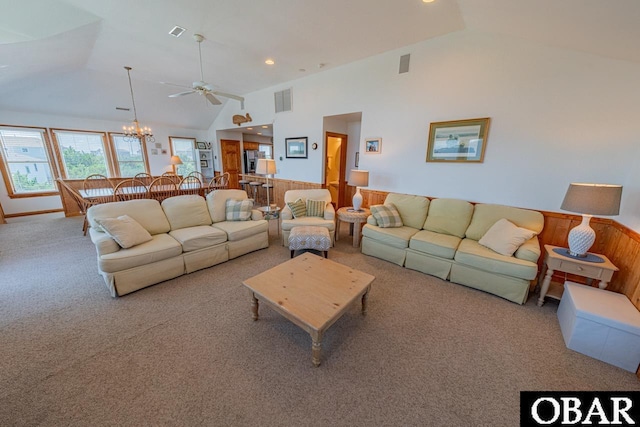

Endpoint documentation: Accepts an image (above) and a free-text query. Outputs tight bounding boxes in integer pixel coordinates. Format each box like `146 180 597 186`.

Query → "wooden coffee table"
243 253 375 367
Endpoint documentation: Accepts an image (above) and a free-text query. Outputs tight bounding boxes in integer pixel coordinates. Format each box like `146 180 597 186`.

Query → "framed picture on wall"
201 160 208 167
364 138 381 154
426 118 490 163
285 137 308 158
196 141 207 149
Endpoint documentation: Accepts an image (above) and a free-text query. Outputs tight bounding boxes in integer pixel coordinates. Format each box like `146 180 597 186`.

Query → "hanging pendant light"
122 66 154 143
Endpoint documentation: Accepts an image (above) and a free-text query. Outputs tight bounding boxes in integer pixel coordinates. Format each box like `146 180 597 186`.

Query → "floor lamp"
256 158 276 209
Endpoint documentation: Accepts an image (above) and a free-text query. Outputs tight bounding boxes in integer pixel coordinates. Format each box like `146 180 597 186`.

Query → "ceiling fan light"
265 59 275 65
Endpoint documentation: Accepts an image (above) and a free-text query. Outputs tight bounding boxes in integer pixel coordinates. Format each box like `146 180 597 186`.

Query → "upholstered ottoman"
558 281 640 372
288 226 330 258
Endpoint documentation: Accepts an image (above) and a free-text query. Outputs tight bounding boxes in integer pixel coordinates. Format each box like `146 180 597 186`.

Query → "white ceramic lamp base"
352 187 363 212
567 214 596 257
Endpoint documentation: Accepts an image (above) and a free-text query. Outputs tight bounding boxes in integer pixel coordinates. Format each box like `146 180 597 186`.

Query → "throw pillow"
306 199 326 218
287 198 307 219
225 199 253 221
370 204 403 228
478 218 537 256
95 215 153 249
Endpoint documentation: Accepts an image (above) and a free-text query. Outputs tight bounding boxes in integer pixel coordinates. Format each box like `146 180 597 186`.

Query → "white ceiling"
1 0 639 130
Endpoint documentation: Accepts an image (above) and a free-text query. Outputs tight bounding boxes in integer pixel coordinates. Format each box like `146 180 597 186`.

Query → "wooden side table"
537 244 619 307
336 207 370 247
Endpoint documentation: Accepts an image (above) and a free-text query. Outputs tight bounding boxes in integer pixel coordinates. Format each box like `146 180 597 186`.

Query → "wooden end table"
336 207 371 247
243 253 375 367
537 244 619 307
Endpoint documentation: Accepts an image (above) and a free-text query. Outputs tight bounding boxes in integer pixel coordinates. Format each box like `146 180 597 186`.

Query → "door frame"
324 132 348 208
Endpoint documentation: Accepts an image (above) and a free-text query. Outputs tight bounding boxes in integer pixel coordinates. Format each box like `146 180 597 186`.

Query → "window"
0 127 57 196
169 137 197 176
51 130 111 179
110 134 149 177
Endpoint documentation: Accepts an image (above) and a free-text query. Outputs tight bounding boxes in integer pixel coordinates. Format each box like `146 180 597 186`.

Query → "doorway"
220 139 241 189
325 132 348 208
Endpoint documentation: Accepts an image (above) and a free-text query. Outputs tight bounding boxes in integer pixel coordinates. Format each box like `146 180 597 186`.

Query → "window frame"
107 132 150 177
50 128 115 179
0 125 59 198
168 136 197 176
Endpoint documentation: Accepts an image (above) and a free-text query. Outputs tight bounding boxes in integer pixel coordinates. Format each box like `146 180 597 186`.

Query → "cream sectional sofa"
361 193 544 304
87 190 268 297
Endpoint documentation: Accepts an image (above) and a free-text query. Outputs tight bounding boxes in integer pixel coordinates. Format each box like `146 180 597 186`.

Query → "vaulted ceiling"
1 0 639 130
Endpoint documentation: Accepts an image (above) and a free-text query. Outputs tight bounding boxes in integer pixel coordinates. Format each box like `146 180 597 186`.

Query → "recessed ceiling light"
169 26 186 37
265 59 275 65
247 127 253 130
261 125 268 128
422 0 435 3
257 132 262 135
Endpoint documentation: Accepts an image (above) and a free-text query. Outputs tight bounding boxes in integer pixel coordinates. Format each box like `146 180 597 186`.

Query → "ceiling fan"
162 34 245 109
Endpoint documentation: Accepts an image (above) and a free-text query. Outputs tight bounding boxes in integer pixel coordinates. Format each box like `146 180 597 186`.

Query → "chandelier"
122 66 154 143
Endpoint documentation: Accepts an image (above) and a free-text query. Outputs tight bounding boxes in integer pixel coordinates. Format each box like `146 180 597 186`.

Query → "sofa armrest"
514 236 541 263
367 215 378 226
324 203 335 221
281 205 293 220
89 228 120 256
251 209 262 221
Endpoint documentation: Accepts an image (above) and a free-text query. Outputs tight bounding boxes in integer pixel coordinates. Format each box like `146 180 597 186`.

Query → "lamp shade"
561 183 622 216
349 170 369 187
256 158 276 175
169 155 183 165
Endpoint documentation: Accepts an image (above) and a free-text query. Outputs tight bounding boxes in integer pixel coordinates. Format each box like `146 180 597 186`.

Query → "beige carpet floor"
1 217 638 426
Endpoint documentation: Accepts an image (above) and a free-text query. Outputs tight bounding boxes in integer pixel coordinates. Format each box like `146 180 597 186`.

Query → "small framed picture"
155 143 162 149
355 152 359 167
151 149 158 155
196 141 207 150
285 137 308 158
161 149 168 155
201 160 208 167
365 138 381 154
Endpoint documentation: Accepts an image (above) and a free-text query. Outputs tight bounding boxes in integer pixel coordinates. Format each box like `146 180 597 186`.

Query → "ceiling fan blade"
212 91 244 102
169 90 196 98
160 81 193 89
204 92 222 105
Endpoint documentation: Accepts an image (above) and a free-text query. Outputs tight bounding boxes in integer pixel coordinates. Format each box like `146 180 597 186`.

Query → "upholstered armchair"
281 189 336 246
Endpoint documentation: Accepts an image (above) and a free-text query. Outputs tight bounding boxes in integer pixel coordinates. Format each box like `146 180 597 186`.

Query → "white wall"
210 29 640 232
0 110 207 215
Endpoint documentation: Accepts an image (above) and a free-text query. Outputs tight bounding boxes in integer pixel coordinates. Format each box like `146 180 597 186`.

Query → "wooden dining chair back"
149 177 178 202
179 175 202 196
57 179 92 235
161 172 180 184
113 179 148 202
207 172 230 193
83 174 114 204
133 172 153 186
187 170 207 183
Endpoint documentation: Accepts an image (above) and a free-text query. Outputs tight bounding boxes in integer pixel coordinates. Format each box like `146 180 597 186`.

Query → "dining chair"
133 172 153 186
179 175 202 196
149 176 178 202
187 171 207 183
57 179 92 236
113 179 148 201
83 174 114 205
161 172 180 184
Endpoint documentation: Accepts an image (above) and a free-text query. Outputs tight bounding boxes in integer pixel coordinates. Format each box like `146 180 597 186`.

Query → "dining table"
79 183 205 203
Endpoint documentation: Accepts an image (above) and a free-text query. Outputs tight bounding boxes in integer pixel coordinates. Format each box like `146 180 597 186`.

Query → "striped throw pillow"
225 199 253 221
287 198 307 218
370 203 403 228
306 199 325 218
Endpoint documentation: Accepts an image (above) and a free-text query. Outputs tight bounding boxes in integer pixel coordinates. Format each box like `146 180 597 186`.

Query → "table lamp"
560 182 622 257
349 170 369 212
256 158 276 209
170 155 183 174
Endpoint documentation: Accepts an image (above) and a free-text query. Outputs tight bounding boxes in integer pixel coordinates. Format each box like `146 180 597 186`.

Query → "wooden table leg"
335 218 341 241
362 287 369 315
251 293 259 320
353 222 362 247
311 331 323 367
537 267 554 307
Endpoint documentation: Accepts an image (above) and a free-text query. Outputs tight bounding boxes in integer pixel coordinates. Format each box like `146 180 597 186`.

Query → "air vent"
169 26 186 37
115 107 130 111
274 88 292 113
399 54 410 74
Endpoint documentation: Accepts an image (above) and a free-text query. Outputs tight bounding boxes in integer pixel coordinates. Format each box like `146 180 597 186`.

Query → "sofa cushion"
454 239 538 280
225 199 253 221
514 236 542 263
206 189 250 223
479 218 537 256
212 220 268 241
162 195 212 230
169 226 227 252
409 229 461 260
362 224 419 249
384 193 430 230
465 203 544 241
88 199 170 235
306 199 326 218
99 234 183 273
281 217 335 231
370 204 403 228
423 198 474 238
94 215 153 249
287 198 307 218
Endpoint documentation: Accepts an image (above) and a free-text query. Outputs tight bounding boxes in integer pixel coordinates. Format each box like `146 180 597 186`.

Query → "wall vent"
399 54 410 74
169 26 186 38
274 88 292 113
115 107 130 111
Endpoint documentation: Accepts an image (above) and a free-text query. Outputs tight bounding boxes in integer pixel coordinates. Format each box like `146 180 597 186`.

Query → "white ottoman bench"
558 281 640 372
288 226 330 258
